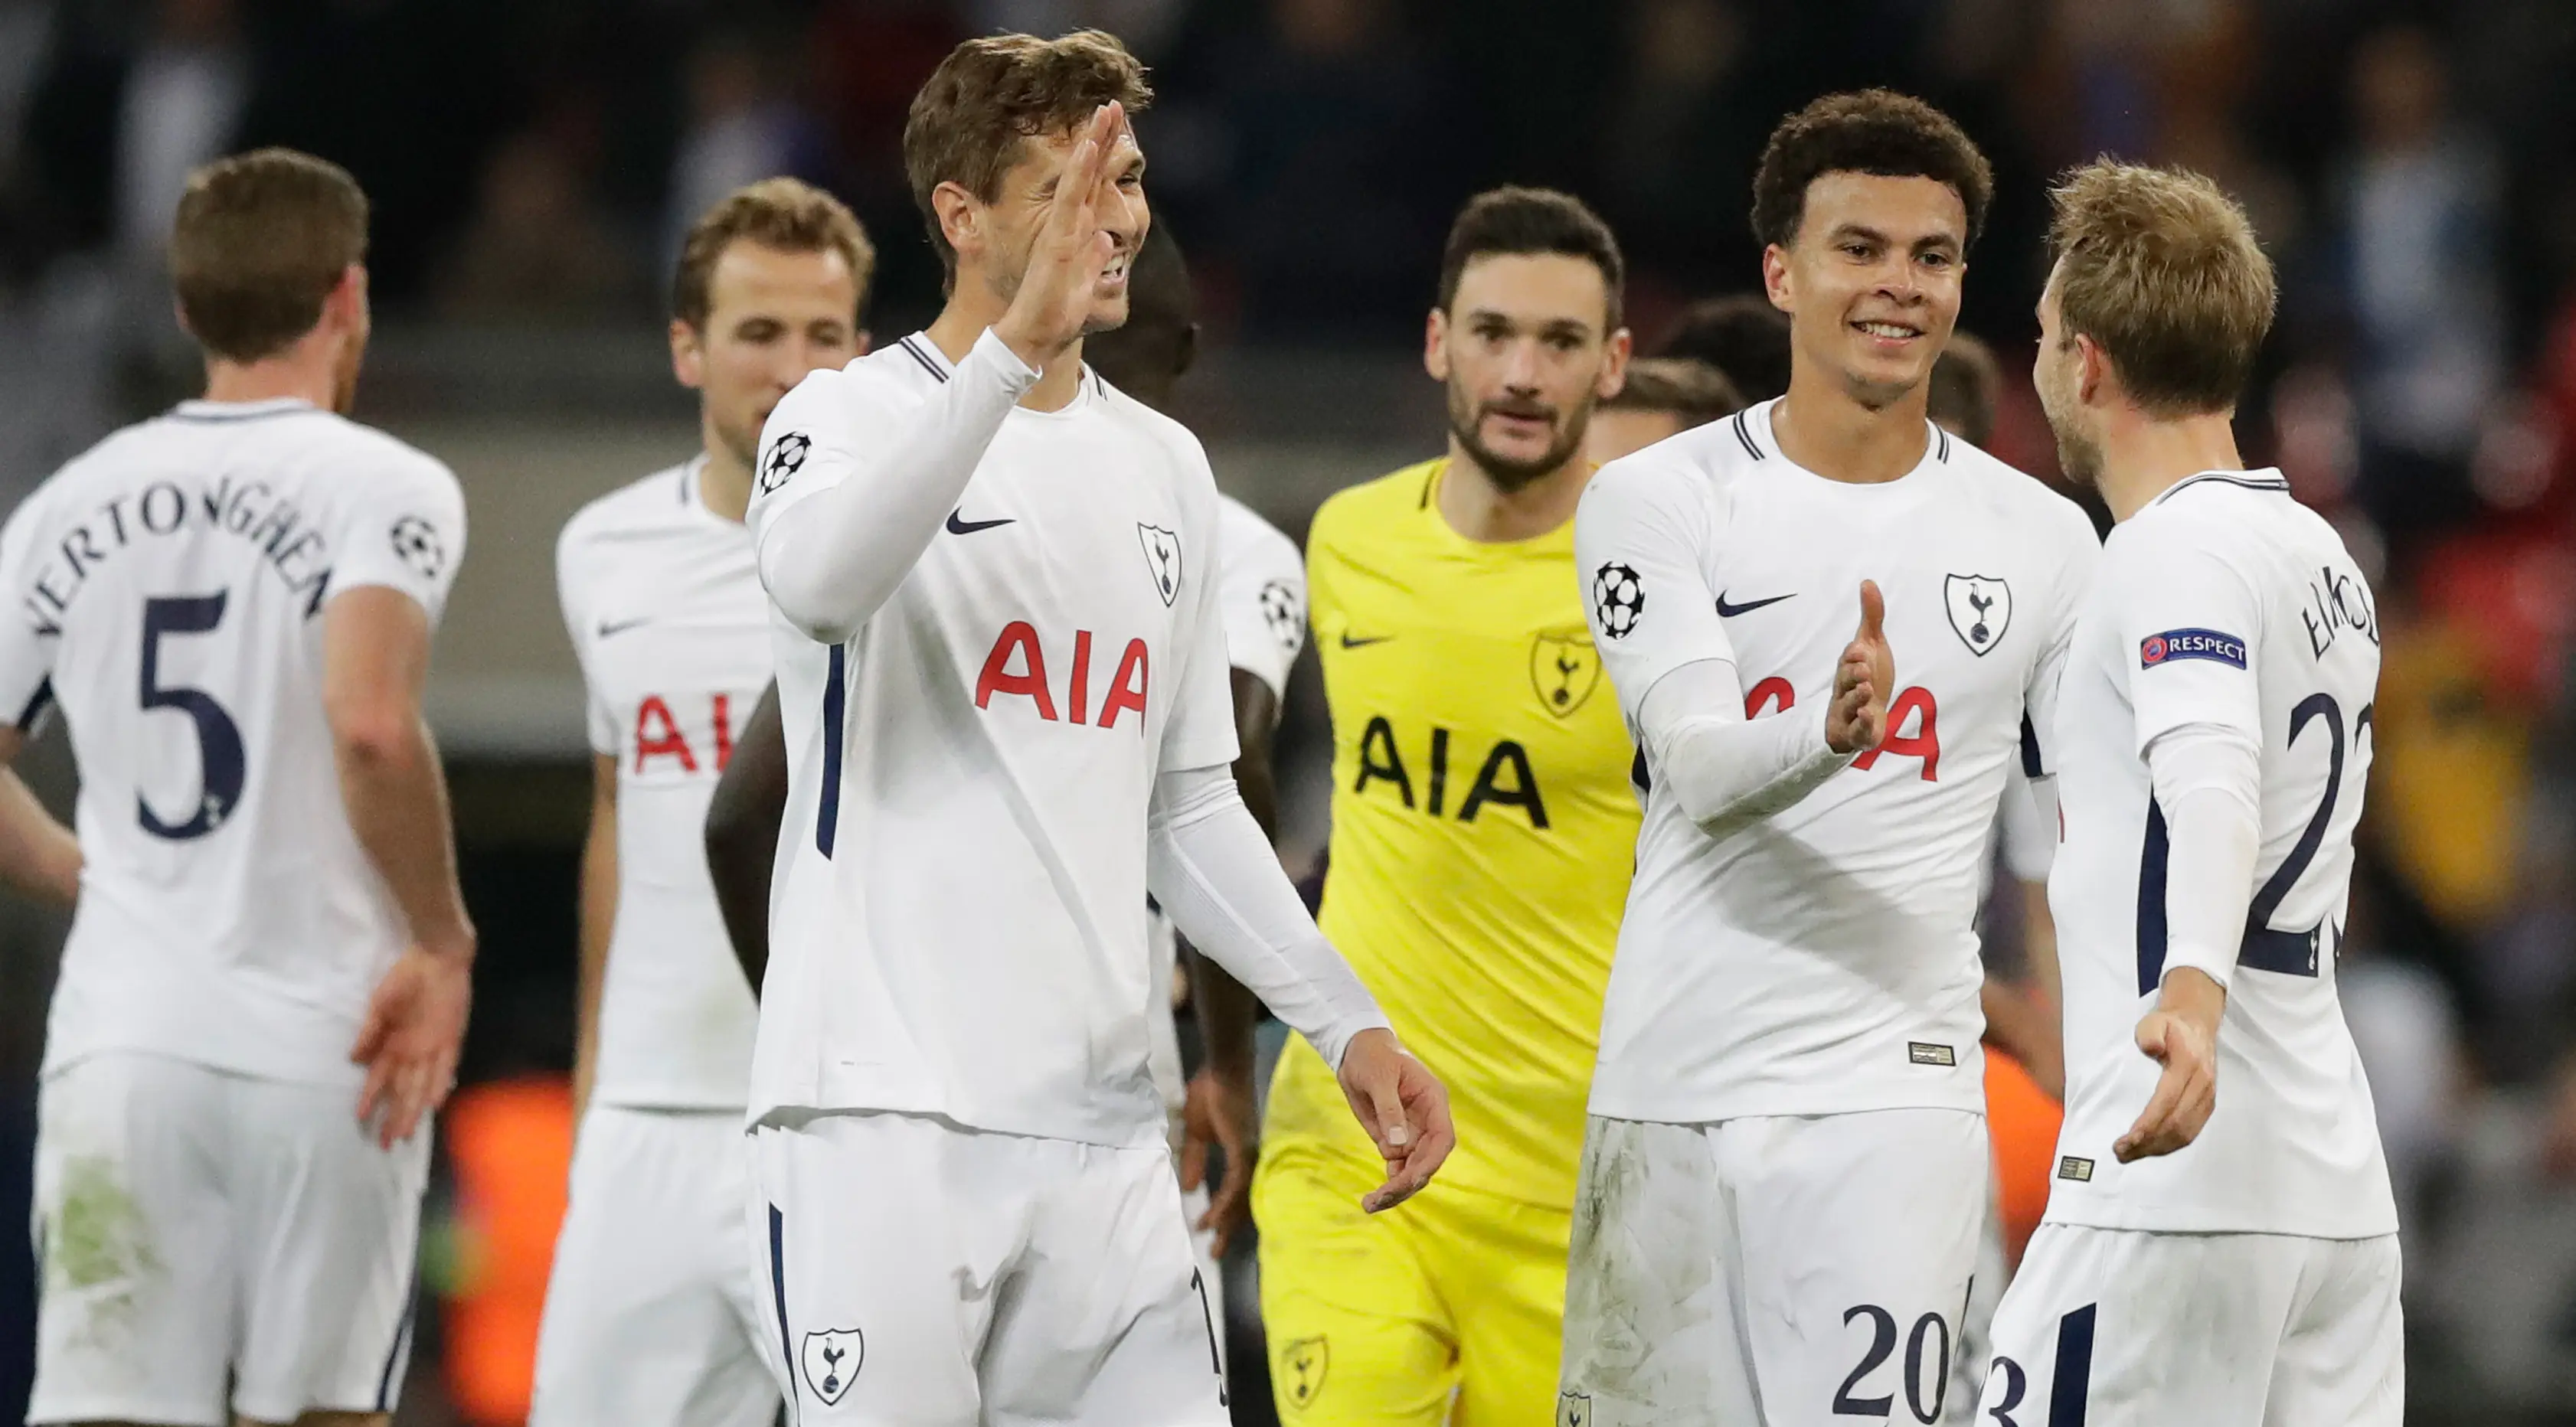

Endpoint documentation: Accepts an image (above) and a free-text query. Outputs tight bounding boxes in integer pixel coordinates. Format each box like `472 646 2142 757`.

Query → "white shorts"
751 1111 1229 1427
29 1051 428 1426
531 1106 777 1427
1561 1109 1989 1427
1946 1190 2011 1425
1979 1223 2403 1425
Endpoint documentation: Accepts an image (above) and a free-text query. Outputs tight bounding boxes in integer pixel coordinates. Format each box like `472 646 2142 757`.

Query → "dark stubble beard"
1447 379 1594 494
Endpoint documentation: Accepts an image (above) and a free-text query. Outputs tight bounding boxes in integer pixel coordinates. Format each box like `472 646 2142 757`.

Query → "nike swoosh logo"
1339 632 1393 649
1715 591 1796 617
596 617 652 638
945 510 1015 535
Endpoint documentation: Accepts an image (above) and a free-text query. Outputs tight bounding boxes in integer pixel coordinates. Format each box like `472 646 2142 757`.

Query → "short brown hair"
672 178 876 330
2047 161 2276 416
1436 186 1626 331
1604 358 1744 428
1927 331 2000 446
904 30 1153 289
170 149 368 363
1752 90 1994 250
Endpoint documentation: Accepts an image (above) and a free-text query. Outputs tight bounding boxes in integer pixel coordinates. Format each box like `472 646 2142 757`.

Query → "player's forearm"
572 780 615 1114
759 331 1037 643
704 683 788 998
2146 724 2265 993
1147 764 1389 1070
1185 945 1261 1087
334 717 474 961
0 766 77 906
1641 660 1854 838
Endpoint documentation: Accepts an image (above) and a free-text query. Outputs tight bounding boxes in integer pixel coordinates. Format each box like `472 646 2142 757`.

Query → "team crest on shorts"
1530 630 1603 717
1138 523 1183 607
800 1328 863 1406
1943 574 2012 656
1558 1391 1594 1427
1280 1335 1329 1410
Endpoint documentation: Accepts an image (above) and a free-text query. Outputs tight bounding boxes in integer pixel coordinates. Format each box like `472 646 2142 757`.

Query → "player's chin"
1080 289 1132 335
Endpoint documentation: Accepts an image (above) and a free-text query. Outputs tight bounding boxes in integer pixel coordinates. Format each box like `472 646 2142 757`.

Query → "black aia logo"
760 431 812 495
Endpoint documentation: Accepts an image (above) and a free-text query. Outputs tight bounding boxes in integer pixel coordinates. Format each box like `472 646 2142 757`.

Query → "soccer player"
531 178 871 1427
1978 161 2401 1423
1561 92 2101 1425
698 218 1303 1285
1257 186 1639 1427
740 34 1448 1424
1585 356 1744 465
0 149 472 1425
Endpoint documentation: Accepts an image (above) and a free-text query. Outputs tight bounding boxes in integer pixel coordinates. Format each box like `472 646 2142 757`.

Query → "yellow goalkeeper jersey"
1265 459 1639 1210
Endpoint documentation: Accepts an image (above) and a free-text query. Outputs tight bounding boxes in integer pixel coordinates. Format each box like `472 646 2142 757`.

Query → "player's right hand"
1826 579 1894 755
351 937 475 1149
992 100 1129 370
1336 1027 1454 1213
2117 968 2224 1161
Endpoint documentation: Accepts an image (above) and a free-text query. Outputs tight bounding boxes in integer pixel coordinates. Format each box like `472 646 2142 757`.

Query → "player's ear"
2074 333 2107 408
1761 244 1794 312
670 318 707 390
1597 327 1634 401
1424 308 1450 382
932 181 982 268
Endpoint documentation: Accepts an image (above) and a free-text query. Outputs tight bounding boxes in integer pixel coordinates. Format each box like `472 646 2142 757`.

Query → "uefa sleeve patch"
2140 628 2246 670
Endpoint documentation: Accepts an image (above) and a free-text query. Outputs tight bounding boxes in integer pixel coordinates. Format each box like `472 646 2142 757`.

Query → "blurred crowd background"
0 0 2574 1423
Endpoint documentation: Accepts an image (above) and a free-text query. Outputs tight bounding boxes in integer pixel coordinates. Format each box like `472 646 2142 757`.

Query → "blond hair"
2047 161 2276 416
672 178 874 330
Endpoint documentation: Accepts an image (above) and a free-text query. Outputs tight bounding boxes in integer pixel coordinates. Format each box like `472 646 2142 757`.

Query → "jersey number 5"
138 593 247 841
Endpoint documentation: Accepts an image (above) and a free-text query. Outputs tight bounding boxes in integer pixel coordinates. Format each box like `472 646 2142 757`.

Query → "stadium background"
0 0 2571 1422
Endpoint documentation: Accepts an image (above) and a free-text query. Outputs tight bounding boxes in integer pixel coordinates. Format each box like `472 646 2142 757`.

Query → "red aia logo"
634 692 738 773
975 621 1151 730
1744 676 1941 780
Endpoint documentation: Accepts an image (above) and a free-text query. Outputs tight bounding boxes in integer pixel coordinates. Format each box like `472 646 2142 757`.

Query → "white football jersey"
2045 469 2397 1238
1577 401 2099 1124
1145 494 1306 1133
745 334 1241 1148
0 397 466 1086
555 458 770 1111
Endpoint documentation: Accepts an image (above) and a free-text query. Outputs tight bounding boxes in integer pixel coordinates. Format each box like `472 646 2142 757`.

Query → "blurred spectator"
2336 24 2506 542
113 0 243 269
2341 877 2466 1233
1599 0 1747 275
967 0 1192 60
663 34 828 280
1653 292 1791 402
436 118 646 324
1214 0 1461 338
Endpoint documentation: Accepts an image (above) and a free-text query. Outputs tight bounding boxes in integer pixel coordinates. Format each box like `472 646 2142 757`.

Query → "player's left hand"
1336 1028 1453 1212
2116 968 2224 1161
1826 580 1894 755
351 941 475 1149
1181 1064 1258 1256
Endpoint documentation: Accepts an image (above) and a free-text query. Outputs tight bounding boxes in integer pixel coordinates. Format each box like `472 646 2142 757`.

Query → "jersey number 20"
138 593 246 840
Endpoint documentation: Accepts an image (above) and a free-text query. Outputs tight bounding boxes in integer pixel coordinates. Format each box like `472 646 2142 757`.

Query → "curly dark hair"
1751 90 1994 250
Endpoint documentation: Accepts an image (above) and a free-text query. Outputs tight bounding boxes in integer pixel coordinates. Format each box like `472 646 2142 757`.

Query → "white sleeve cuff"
1145 763 1390 1069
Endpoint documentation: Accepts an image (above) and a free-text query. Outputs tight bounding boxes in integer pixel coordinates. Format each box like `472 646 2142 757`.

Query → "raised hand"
1335 1027 1455 1213
993 101 1129 370
350 942 473 1149
1826 580 1894 755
